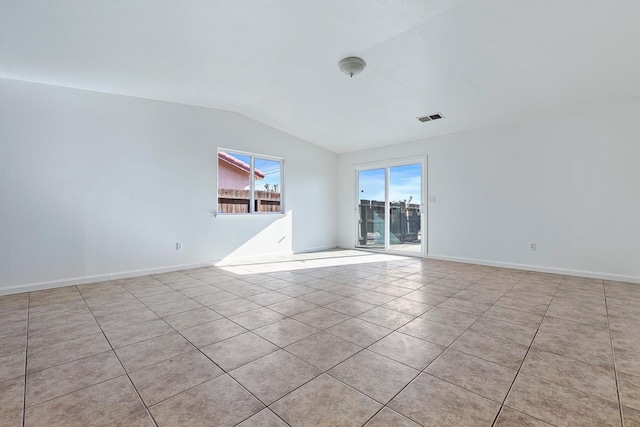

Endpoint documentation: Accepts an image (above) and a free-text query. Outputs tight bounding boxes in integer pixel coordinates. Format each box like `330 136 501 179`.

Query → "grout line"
488 274 562 427
604 284 626 427
21 291 30 427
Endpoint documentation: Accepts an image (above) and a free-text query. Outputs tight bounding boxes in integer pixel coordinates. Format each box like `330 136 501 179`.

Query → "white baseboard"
293 244 340 254
0 261 214 296
425 254 640 284
339 244 640 284
0 244 343 296
4 246 637 296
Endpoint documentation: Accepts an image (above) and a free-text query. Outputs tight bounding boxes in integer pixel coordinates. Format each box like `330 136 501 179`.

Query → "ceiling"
1 1 639 153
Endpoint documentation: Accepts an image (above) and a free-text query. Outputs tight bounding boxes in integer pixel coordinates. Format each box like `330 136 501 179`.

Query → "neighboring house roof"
218 152 265 179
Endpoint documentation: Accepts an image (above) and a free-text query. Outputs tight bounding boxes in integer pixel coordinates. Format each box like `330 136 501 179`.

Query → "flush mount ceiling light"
339 57 366 78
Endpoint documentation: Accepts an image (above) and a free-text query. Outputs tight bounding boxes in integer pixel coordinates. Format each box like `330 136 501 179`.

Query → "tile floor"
1 249 639 426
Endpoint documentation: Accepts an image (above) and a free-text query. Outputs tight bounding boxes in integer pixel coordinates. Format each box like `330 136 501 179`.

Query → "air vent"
418 113 444 122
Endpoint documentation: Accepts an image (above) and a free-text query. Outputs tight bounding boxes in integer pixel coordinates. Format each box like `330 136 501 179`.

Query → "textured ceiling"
1 0 639 153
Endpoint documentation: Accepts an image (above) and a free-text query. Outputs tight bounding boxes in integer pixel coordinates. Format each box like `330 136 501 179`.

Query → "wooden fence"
358 199 421 245
218 189 281 213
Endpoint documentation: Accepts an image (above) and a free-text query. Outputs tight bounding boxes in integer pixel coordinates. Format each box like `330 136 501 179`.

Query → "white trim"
426 254 640 284
216 148 284 215
0 261 214 296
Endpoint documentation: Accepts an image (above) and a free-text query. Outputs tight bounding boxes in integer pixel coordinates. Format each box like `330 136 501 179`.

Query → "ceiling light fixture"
339 57 366 78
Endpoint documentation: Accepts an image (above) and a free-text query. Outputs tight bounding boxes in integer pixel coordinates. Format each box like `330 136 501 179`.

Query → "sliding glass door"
356 160 424 255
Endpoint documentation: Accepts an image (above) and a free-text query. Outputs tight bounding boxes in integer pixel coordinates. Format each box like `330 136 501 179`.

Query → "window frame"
216 148 285 216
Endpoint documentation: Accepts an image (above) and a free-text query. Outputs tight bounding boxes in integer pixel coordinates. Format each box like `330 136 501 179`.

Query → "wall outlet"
176 242 183 251
428 196 436 204
529 242 536 251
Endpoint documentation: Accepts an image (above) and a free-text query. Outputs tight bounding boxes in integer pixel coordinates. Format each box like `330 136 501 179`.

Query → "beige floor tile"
619 372 640 411
229 285 269 298
381 298 432 316
0 376 24 420
236 408 288 426
253 318 318 347
364 407 420 426
88 299 146 318
505 373 621 427
0 351 25 382
24 376 142 427
162 307 222 330
389 373 500 426
469 316 537 346
326 318 392 347
494 406 554 426
538 316 611 345
325 284 365 297
520 348 617 402
229 307 287 330
420 306 480 328
277 285 315 297
451 330 528 369
103 318 173 348
495 295 549 314
176 284 220 298
403 290 449 305
0 410 23 427
200 332 278 371
0 319 27 340
285 332 362 371
437 297 492 316
211 298 262 317
28 300 88 318
425 349 517 402
28 316 101 349
397 318 465 346
293 307 351 329
299 290 344 305
609 314 640 335
147 298 203 317
271 374 381 427
623 406 640 427
371 284 412 297
0 334 26 358
324 298 376 316
357 307 415 330
615 347 640 377
246 291 292 306
138 290 186 305
328 350 419 404
105 410 155 427
531 329 613 367
180 318 247 347
267 298 317 316
612 330 640 353
368 331 445 370
115 332 195 372
129 350 223 406
26 350 124 407
192 290 241 306
351 291 397 305
482 305 544 327
0 308 28 324
230 350 320 405
27 332 111 373
94 307 159 331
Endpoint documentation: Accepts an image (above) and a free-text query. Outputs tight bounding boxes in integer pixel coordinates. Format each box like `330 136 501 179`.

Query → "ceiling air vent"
418 113 444 122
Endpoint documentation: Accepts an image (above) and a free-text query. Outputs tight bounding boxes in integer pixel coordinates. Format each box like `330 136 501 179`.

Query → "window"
217 149 283 214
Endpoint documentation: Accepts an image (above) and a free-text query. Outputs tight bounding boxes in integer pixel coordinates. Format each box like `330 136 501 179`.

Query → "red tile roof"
218 152 265 178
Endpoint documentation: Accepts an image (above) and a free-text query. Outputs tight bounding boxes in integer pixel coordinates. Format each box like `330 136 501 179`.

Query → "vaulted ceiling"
2 1 639 153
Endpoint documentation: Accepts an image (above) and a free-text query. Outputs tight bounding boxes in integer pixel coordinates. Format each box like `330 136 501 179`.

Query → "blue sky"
359 164 421 204
230 153 281 189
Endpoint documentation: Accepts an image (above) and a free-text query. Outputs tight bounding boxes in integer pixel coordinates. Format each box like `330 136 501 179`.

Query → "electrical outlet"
428 196 436 204
176 242 183 251
529 242 536 251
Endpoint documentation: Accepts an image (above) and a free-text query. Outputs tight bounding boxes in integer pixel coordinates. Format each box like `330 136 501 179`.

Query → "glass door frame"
354 156 427 257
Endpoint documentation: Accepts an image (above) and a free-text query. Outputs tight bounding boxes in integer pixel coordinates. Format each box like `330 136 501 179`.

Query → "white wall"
0 78 338 294
337 98 640 282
